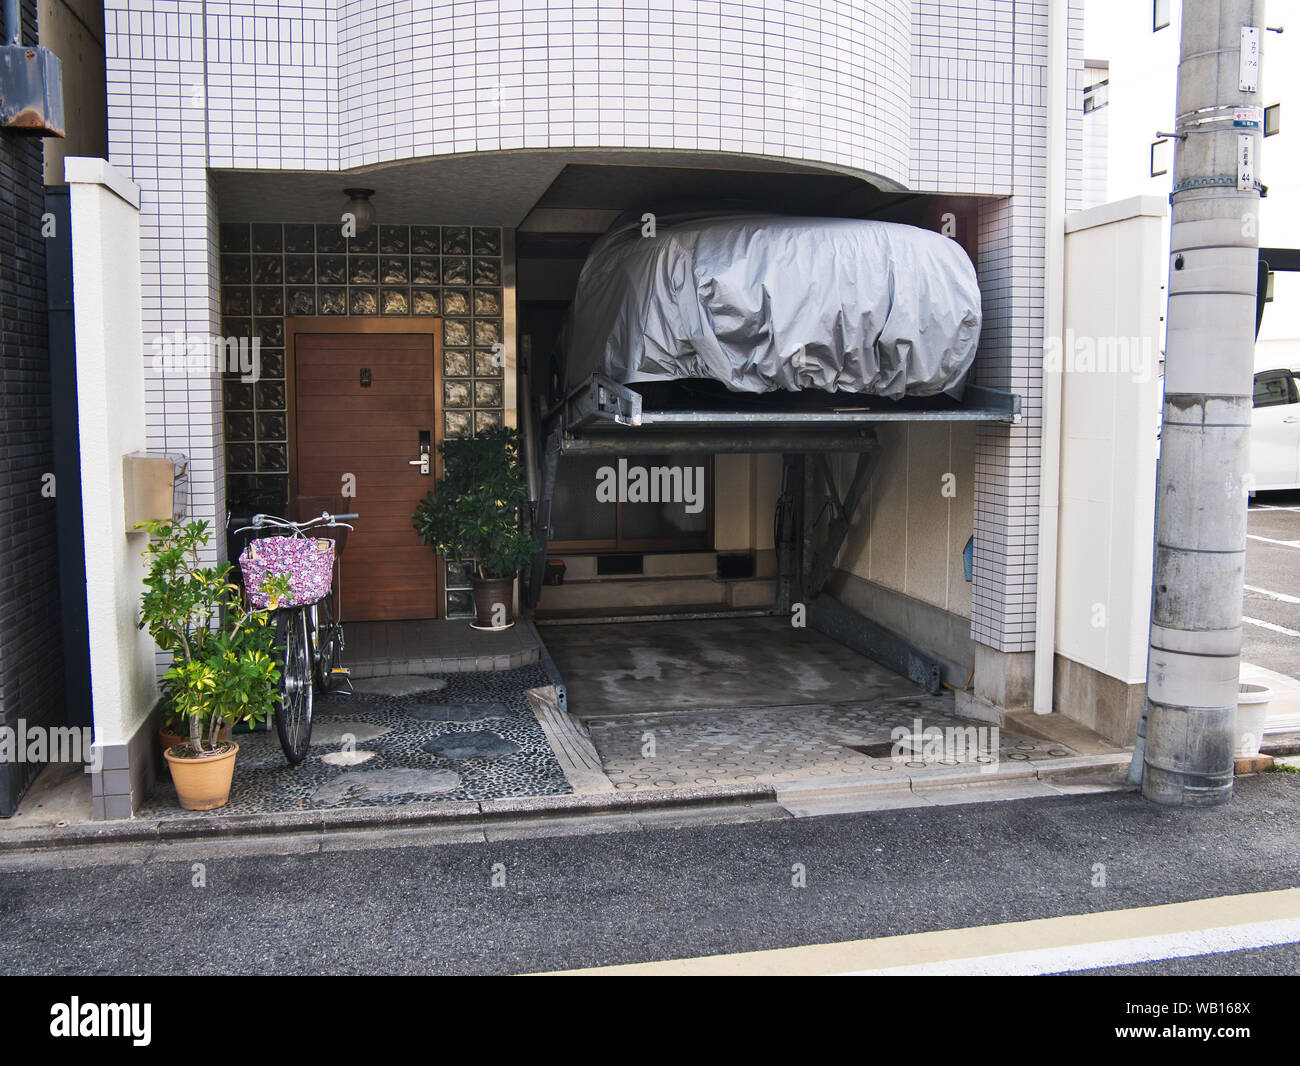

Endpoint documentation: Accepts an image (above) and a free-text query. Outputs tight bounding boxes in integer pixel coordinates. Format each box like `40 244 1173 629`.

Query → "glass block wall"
218 221 506 620
217 220 505 519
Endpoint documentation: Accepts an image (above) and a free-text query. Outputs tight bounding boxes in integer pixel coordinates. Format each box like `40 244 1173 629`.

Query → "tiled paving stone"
349 675 449 698
406 702 509 723
309 768 461 806
320 750 377 767
141 665 571 818
586 694 1078 791
421 731 519 760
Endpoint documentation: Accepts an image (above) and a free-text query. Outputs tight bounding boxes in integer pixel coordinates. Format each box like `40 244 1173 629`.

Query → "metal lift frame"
526 372 1022 695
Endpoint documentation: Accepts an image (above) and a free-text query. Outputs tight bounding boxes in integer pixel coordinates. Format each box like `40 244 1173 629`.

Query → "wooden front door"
291 326 441 620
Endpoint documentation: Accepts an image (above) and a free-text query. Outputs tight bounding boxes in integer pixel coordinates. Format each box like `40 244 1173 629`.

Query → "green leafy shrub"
411 427 541 579
137 519 289 756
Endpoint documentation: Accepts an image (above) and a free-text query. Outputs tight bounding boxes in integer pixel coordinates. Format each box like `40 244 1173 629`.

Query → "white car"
1251 364 1300 491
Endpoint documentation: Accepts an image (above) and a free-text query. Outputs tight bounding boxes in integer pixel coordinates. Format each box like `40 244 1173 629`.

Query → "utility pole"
1141 0 1266 805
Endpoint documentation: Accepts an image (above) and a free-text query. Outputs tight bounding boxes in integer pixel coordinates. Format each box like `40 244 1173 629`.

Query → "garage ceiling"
211 148 888 228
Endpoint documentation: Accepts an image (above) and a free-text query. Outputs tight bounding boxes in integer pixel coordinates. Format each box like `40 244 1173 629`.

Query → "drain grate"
845 742 897 758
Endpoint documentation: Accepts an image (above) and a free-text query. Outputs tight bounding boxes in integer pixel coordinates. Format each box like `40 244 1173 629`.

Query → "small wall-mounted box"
0 45 65 137
123 452 188 531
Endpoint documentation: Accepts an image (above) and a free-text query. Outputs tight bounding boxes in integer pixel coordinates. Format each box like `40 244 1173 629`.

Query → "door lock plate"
409 429 432 474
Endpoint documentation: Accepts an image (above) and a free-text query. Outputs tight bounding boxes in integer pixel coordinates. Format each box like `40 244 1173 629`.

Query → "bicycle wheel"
313 593 342 693
273 607 313 765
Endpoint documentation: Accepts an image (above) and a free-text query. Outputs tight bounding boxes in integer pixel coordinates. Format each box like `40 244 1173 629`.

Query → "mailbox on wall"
122 452 188 531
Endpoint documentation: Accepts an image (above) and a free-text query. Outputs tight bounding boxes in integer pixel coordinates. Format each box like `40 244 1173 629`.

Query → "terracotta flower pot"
159 727 186 750
471 576 515 628
164 741 239 810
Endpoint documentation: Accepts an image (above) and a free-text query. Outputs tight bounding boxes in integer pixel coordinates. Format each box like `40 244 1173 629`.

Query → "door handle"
409 430 431 475
1284 416 1299 423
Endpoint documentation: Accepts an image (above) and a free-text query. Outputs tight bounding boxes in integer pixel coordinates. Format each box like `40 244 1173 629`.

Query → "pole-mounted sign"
1238 133 1256 189
1240 26 1260 91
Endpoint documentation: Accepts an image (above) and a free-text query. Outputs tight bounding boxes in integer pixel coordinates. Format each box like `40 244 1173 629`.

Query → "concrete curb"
0 753 1136 855
1262 735 1300 757
774 752 1132 801
0 781 776 854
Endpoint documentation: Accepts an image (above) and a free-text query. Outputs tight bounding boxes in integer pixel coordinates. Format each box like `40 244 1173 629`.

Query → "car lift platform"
524 373 1023 696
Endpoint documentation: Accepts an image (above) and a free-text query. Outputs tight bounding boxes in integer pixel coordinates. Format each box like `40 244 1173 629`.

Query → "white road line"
536 888 1300 976
1243 616 1300 639
1244 584 1300 605
1246 534 1300 548
847 918 1300 975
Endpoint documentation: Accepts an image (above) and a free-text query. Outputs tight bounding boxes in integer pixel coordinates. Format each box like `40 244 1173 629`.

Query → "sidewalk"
0 668 1135 851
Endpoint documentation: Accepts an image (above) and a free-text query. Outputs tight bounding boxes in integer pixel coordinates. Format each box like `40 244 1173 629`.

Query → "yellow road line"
531 887 1300 975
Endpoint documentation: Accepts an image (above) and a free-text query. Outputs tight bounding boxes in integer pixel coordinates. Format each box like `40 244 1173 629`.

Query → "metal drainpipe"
4 0 21 46
1033 0 1068 715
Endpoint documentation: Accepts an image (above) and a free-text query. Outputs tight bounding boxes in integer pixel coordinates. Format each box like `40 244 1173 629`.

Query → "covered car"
563 212 982 401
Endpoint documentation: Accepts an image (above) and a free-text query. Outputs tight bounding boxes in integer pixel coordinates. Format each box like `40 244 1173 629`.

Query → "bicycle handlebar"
229 511 358 535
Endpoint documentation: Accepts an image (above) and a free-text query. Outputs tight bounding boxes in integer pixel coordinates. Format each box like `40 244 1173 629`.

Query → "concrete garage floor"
538 615 1120 807
540 615 924 718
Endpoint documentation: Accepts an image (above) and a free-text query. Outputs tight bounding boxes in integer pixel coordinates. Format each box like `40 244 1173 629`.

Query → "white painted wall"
1055 196 1166 684
67 158 158 748
833 422 977 620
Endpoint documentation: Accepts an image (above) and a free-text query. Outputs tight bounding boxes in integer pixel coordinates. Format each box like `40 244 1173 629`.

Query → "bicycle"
231 511 357 766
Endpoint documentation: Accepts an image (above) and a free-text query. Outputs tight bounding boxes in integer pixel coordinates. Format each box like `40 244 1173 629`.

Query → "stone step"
536 575 775 614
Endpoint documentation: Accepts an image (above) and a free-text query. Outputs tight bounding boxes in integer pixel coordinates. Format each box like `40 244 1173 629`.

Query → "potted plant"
1235 682 1275 758
156 677 233 751
411 427 541 629
157 682 188 750
138 519 288 809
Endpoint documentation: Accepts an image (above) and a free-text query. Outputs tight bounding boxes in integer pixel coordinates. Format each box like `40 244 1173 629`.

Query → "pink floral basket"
238 536 335 609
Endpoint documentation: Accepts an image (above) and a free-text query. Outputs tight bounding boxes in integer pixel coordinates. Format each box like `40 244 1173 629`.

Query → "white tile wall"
105 0 1081 651
909 0 1084 652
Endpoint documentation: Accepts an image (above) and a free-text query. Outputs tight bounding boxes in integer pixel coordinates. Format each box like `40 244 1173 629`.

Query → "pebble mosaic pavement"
586 693 1079 790
143 665 572 818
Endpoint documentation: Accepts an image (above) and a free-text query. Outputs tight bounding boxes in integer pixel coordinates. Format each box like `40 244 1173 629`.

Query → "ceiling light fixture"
342 187 376 234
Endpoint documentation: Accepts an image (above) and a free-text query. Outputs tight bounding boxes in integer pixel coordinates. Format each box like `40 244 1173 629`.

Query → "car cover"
564 213 982 400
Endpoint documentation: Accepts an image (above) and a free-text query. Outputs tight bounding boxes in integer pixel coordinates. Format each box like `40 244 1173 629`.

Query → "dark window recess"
716 553 755 579
548 452 713 552
597 554 645 576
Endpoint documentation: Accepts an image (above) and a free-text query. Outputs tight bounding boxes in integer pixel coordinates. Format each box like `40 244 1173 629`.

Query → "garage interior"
513 161 1016 729
213 153 1020 739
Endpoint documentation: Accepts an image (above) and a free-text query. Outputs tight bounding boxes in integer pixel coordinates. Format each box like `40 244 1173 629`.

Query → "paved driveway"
540 615 923 719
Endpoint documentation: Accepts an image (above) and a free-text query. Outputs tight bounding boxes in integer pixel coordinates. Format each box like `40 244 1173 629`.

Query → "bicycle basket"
238 536 335 608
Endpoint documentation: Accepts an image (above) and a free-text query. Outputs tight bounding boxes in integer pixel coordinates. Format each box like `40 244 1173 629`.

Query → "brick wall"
0 0 66 815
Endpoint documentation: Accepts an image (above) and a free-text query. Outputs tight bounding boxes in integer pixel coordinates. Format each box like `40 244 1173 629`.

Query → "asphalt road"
1245 489 1300 678
1 773 1297 976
